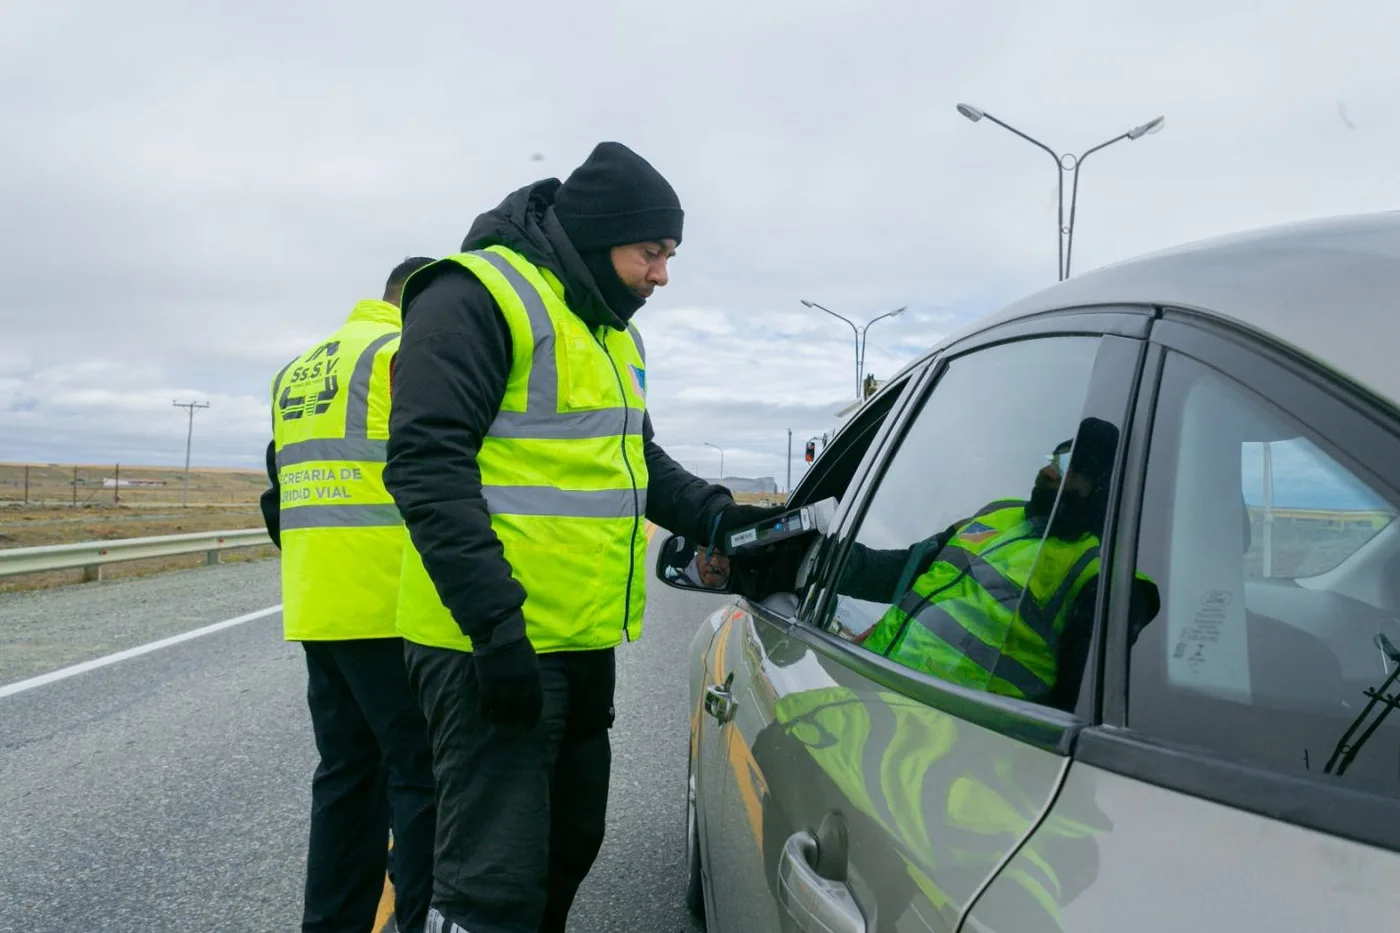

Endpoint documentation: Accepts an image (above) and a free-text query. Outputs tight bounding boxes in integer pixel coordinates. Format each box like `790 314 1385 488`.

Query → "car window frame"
1088 307 1400 854
783 305 1155 754
787 360 932 514
791 360 941 622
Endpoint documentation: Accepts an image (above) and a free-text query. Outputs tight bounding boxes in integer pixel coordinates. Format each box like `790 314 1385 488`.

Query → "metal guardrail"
1247 506 1395 530
0 528 272 581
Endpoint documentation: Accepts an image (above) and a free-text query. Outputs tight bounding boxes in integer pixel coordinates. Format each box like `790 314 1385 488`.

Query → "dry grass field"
0 461 266 508
0 461 783 592
0 462 273 592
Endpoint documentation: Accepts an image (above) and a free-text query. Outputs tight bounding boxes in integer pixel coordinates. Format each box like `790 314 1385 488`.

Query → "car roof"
916 210 1400 411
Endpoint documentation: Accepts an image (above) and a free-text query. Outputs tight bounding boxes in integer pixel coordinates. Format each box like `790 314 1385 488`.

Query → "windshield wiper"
1323 632 1400 777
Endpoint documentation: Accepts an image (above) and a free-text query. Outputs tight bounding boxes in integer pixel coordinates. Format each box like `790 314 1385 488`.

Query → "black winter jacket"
382 180 735 646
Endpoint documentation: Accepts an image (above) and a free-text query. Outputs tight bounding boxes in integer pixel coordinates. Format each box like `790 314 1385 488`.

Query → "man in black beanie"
384 143 784 933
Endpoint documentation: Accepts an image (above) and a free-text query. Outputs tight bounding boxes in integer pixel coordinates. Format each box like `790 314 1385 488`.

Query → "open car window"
789 368 924 510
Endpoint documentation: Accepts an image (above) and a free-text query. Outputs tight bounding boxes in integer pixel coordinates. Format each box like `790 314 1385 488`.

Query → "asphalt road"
0 548 728 932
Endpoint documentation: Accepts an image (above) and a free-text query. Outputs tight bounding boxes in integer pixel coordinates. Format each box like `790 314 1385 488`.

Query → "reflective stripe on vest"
475 249 647 443
272 300 404 641
395 246 650 654
868 505 1100 700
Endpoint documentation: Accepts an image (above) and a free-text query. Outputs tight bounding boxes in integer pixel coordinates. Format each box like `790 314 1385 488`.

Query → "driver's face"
697 550 731 587
1036 453 1092 499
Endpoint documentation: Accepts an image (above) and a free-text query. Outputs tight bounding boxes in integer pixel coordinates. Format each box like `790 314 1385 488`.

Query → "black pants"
303 639 437 933
405 643 616 933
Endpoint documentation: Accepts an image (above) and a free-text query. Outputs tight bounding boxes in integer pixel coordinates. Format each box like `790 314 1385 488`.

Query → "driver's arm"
837 521 962 604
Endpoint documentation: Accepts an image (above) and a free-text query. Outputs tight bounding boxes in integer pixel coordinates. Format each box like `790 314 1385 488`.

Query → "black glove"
472 625 543 728
711 503 790 552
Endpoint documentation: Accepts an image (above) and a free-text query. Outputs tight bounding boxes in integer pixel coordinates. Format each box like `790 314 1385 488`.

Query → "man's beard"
1028 482 1103 541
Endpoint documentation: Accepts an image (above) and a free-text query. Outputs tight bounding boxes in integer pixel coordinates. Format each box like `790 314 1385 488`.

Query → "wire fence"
0 464 265 509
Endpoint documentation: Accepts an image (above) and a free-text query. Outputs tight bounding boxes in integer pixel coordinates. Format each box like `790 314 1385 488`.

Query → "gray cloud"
3 0 1398 486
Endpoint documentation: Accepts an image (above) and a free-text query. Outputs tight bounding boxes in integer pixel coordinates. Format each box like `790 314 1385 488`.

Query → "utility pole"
786 429 792 493
173 400 211 507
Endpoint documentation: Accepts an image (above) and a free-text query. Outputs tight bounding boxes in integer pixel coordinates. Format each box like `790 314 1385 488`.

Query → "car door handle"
703 682 737 724
776 831 869 933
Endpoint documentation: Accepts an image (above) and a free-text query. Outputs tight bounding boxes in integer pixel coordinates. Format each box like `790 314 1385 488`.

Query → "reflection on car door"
692 604 743 923
699 601 792 933
751 623 1076 932
703 320 1150 931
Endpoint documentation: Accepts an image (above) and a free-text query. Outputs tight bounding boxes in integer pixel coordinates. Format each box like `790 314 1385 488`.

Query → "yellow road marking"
646 520 657 542
373 841 394 932
373 877 394 932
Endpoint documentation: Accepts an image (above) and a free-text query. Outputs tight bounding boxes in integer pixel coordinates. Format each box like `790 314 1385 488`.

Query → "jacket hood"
460 180 625 331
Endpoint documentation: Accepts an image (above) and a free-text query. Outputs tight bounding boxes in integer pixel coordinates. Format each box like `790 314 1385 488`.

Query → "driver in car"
835 417 1157 711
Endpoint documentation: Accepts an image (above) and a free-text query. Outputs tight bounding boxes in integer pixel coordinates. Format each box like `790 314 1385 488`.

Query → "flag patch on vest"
628 364 646 399
956 520 999 545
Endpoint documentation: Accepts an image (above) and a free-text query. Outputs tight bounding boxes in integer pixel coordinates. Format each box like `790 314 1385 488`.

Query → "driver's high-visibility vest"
271 299 404 641
864 503 1101 701
394 245 649 654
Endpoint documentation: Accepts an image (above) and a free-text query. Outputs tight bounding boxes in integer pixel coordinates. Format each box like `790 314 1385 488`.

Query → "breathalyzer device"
723 497 839 556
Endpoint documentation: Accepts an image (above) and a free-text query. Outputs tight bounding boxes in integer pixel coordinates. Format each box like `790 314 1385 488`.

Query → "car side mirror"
654 533 736 594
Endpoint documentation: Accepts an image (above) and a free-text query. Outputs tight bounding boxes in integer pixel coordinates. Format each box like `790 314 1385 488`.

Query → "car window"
1128 350 1400 796
815 335 1118 713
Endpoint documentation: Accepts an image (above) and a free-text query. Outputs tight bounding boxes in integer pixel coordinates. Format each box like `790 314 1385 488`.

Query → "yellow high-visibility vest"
271 299 404 641
865 504 1101 700
395 245 649 654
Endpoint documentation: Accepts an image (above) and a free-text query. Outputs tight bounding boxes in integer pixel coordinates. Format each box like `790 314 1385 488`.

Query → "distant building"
102 478 167 488
705 476 779 495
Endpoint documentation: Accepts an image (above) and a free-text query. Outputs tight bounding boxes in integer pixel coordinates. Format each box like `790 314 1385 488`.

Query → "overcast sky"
3 1 1398 486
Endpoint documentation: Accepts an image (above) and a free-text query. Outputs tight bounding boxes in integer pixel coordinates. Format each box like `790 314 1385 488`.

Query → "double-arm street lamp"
800 299 907 399
955 103 1165 281
704 442 725 480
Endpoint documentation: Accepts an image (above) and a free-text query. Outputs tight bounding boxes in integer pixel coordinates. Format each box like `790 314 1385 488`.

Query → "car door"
702 308 1152 933
698 365 932 933
962 313 1400 932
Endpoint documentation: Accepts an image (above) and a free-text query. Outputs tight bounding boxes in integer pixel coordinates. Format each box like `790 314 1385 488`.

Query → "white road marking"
0 604 283 699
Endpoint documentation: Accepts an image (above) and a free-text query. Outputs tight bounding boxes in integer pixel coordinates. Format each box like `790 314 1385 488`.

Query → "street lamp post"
704 442 725 481
800 300 907 398
786 429 792 493
955 103 1165 281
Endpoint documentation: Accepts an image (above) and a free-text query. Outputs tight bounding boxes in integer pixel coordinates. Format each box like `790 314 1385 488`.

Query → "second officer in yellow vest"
260 257 438 933
384 142 783 933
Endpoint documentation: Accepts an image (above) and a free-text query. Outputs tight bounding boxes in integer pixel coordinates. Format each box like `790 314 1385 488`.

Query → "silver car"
657 211 1400 932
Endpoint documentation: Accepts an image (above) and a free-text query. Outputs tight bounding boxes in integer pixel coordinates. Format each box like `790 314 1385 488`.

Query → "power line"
172 400 211 507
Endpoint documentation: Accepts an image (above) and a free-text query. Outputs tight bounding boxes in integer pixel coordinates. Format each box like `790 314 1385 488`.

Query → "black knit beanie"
555 142 684 251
